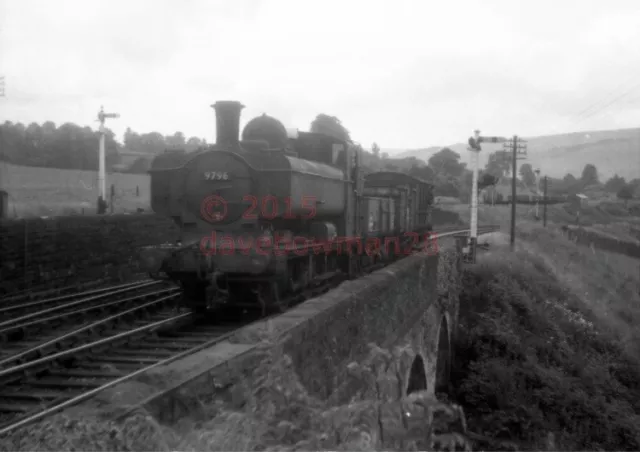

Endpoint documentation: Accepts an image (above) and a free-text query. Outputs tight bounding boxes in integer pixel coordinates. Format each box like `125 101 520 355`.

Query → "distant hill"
395 128 640 181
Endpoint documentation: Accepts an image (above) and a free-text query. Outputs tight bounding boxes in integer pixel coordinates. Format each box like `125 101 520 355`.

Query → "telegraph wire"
569 80 640 128
570 68 640 122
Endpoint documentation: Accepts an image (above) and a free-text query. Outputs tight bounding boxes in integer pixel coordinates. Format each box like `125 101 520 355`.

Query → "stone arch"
435 315 451 396
406 354 428 394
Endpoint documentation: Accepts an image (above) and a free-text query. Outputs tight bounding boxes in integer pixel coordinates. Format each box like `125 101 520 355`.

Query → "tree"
371 142 380 158
427 147 466 178
563 173 577 184
165 131 186 148
604 174 626 193
0 120 197 172
310 114 352 143
408 163 434 181
124 127 140 151
519 163 536 187
478 173 500 191
485 151 511 177
186 136 204 152
617 184 634 206
580 164 599 186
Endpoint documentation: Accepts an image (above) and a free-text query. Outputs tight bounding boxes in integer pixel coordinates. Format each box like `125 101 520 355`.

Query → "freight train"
141 101 434 315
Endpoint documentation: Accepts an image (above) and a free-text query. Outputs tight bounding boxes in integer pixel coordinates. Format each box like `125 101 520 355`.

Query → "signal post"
465 131 507 263
97 106 120 214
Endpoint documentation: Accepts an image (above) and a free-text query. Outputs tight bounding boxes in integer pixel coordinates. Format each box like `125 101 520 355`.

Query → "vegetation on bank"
451 225 640 450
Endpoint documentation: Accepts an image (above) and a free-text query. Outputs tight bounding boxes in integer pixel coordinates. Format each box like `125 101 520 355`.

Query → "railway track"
0 285 181 367
0 275 151 306
0 224 499 437
0 279 168 321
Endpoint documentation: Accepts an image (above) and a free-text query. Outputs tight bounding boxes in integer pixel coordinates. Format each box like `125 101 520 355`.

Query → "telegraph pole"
0 76 6 219
534 168 541 220
503 135 528 251
468 130 482 260
543 176 548 227
97 106 120 214
466 131 507 263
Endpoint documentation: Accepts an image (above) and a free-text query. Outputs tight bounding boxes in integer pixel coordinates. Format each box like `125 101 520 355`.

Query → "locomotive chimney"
211 101 245 147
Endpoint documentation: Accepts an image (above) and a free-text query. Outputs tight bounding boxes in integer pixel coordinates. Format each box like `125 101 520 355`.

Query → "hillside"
452 225 640 450
0 161 151 217
396 128 640 181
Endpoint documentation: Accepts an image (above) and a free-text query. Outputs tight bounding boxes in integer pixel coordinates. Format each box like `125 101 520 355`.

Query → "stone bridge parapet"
103 235 468 450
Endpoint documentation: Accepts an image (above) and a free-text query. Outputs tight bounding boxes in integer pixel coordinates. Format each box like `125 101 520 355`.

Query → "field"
446 198 640 230
0 162 151 218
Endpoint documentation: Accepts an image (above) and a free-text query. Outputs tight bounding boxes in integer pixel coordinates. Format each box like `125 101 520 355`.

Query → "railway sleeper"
0 388 83 401
108 348 174 358
89 355 159 365
46 368 125 379
25 377 109 389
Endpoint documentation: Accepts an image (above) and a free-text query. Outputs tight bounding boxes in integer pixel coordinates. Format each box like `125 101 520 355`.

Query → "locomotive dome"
241 114 289 149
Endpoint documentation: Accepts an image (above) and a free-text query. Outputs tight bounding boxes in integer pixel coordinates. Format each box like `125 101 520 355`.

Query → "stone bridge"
91 234 472 450
1 213 476 449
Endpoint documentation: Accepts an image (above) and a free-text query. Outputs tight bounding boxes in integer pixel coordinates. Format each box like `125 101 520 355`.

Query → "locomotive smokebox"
211 101 245 148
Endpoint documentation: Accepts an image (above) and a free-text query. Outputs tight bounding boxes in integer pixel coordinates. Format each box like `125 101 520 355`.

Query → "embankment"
562 224 640 259
0 214 179 295
451 228 640 450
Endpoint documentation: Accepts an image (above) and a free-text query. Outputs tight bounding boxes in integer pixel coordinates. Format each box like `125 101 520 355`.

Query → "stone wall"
0 214 179 295
108 240 459 416
279 252 439 402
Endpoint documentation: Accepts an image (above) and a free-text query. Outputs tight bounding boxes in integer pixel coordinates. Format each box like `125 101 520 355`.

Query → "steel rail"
0 314 256 437
0 281 162 327
0 279 156 307
0 290 181 368
0 293 182 373
0 287 181 339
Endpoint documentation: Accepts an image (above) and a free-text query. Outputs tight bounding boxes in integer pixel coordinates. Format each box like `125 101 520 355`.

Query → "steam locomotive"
141 101 434 314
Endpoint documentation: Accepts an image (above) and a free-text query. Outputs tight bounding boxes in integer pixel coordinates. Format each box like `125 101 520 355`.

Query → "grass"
445 200 640 230
452 225 640 450
0 162 151 217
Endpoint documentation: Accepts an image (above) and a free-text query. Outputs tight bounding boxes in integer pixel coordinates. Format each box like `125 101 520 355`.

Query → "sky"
1 0 640 154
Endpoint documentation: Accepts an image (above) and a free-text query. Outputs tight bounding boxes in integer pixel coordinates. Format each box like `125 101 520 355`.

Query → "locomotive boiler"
142 100 434 314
